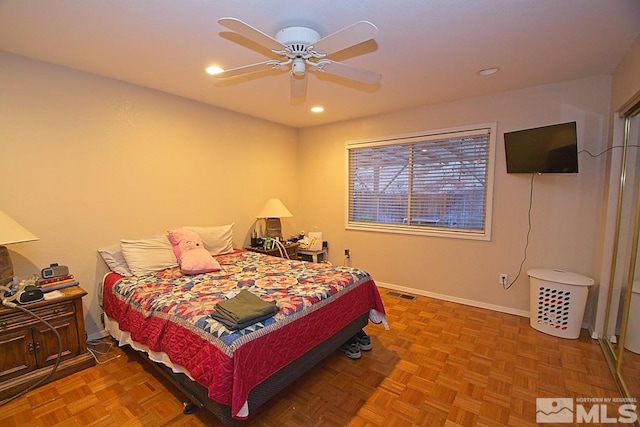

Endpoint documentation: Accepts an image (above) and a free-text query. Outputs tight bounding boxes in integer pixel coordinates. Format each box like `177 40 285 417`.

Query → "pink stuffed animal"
168 228 221 275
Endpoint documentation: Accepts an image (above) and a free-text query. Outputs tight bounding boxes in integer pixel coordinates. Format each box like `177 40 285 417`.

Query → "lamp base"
264 218 283 240
0 245 13 286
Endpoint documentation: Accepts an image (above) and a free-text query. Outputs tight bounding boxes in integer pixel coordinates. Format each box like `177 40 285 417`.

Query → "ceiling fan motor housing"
275 26 321 56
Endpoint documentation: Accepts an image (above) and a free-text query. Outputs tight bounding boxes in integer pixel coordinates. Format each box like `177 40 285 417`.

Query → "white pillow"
98 245 132 276
120 235 178 276
185 223 234 255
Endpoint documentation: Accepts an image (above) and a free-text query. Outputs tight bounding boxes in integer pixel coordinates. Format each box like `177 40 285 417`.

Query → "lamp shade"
256 199 292 219
0 211 39 245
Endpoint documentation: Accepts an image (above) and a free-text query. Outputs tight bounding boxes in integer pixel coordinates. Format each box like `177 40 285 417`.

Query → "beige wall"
0 50 622 337
611 35 640 113
298 76 612 319
594 34 640 334
0 53 298 337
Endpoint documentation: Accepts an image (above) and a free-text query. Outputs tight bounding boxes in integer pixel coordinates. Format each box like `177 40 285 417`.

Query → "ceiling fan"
213 17 382 98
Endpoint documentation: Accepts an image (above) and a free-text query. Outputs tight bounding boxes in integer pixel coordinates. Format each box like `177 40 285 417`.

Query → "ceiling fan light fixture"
292 58 306 76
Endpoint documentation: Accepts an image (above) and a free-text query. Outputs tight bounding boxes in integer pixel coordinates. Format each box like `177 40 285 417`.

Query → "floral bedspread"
102 249 386 419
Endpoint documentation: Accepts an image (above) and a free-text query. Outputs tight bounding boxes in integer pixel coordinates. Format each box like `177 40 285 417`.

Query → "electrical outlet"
499 273 508 285
344 249 351 259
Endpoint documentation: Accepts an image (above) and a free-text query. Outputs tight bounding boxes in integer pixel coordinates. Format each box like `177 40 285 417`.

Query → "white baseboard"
375 281 599 338
375 281 530 318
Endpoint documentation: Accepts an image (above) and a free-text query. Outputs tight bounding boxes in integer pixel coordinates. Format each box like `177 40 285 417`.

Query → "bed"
100 237 387 423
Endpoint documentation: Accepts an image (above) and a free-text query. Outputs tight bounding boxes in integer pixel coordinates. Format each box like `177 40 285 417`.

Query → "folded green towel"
211 289 278 330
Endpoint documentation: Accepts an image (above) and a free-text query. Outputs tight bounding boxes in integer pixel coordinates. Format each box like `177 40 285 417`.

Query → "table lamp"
0 211 39 286
256 198 292 240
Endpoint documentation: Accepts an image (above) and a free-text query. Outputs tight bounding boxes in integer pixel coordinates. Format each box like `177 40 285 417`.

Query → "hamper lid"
527 268 594 286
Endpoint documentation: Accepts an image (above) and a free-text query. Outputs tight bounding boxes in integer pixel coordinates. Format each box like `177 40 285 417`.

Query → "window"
346 123 496 240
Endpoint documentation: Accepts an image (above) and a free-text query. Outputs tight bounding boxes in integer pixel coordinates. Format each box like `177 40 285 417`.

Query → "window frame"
345 122 497 241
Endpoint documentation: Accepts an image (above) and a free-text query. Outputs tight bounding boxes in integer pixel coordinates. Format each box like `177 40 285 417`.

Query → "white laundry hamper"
528 268 594 339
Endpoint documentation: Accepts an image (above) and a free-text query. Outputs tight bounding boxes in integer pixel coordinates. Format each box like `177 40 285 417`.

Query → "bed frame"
120 312 369 424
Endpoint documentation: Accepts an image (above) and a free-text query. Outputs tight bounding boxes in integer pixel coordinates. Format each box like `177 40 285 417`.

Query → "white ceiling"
1 1 639 128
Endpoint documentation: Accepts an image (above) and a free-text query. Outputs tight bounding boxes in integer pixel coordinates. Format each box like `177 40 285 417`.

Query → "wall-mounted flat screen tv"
504 121 578 173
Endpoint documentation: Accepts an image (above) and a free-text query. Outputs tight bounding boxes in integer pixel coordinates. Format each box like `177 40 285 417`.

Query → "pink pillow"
168 228 221 275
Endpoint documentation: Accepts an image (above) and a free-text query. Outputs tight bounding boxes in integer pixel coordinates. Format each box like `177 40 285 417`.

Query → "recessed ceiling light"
477 67 499 76
310 106 324 113
205 65 224 75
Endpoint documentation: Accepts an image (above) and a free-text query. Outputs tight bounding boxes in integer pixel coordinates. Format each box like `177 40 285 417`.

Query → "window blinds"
347 127 491 235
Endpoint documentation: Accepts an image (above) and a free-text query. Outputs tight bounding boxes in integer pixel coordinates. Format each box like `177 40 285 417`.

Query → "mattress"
101 249 387 420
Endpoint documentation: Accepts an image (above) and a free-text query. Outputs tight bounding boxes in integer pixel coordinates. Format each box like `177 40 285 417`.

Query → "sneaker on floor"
339 340 361 359
355 330 372 351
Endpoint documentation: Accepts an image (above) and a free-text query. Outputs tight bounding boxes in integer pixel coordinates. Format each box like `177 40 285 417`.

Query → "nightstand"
0 285 95 401
297 248 328 263
246 243 299 259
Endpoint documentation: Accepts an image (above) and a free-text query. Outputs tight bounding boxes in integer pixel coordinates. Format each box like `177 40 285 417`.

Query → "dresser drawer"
0 301 75 332
285 245 298 259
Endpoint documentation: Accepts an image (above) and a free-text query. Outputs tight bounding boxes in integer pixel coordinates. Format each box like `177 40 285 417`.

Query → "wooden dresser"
0 285 95 401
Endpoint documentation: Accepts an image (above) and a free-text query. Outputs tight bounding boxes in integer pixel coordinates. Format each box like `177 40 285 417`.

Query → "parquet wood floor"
621 347 640 401
0 290 626 426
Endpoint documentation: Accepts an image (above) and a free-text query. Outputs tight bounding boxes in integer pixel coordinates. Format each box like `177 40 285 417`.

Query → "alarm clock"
41 263 69 279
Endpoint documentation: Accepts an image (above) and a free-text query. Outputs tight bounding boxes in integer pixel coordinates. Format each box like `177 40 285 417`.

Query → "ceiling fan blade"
314 59 381 84
290 74 308 98
213 60 284 79
218 17 285 51
312 21 378 56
